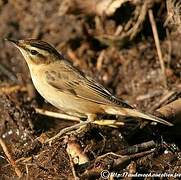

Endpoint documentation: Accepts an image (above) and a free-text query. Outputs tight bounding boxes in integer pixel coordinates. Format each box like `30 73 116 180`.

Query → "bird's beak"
5 38 19 45
5 38 25 50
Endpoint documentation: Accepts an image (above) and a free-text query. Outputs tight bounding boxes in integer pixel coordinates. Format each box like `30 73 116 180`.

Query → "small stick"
95 149 155 164
31 25 40 39
35 108 124 127
45 120 91 144
67 48 87 68
35 108 80 122
96 50 105 71
81 149 154 178
119 140 156 155
93 120 124 127
67 152 80 180
148 9 167 88
156 98 181 123
129 0 148 39
0 138 22 178
66 136 89 165
0 64 17 82
42 117 124 144
150 90 176 111
0 85 27 95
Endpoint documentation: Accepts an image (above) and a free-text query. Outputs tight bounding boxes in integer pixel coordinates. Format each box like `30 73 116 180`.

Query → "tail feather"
104 106 173 126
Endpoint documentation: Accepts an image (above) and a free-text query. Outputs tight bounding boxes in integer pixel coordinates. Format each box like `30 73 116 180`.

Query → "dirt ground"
0 0 181 179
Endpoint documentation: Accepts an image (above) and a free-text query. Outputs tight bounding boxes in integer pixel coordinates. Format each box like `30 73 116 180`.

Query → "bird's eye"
30 50 38 55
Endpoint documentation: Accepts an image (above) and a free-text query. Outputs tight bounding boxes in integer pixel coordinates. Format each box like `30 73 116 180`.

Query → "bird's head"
7 39 63 66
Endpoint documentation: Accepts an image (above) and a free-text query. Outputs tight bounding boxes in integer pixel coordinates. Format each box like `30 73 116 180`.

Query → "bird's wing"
45 60 132 108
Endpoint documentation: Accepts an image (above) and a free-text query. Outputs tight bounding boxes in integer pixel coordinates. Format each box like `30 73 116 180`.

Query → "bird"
7 39 173 142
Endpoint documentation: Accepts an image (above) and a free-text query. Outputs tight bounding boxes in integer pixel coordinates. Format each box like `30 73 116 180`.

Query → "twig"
95 148 155 164
0 138 22 178
128 0 148 39
156 98 181 123
150 90 176 111
81 149 155 178
166 29 172 67
119 140 156 155
67 152 80 180
97 150 155 171
92 120 124 127
0 85 27 95
31 25 40 39
37 97 181 143
35 108 124 127
45 120 91 144
67 48 87 68
127 162 137 180
66 136 89 165
35 108 80 122
0 64 17 82
45 119 122 144
148 9 167 88
26 83 36 99
136 90 162 101
96 50 105 71
114 149 155 169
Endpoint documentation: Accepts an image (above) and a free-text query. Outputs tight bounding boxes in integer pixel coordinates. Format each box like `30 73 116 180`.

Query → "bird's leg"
87 114 97 121
73 114 96 134
45 121 91 145
45 114 95 145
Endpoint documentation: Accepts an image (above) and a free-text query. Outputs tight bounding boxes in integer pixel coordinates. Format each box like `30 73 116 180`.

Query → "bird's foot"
45 120 91 145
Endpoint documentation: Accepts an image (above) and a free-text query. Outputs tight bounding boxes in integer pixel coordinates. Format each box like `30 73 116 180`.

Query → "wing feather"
45 61 132 108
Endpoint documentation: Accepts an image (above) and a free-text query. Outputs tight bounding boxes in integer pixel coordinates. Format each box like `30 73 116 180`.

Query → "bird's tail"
104 106 173 126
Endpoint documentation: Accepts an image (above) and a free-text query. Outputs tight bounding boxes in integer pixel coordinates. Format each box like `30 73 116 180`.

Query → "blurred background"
0 0 180 179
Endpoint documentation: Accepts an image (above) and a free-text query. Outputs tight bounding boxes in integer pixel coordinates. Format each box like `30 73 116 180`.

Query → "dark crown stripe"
28 40 64 59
